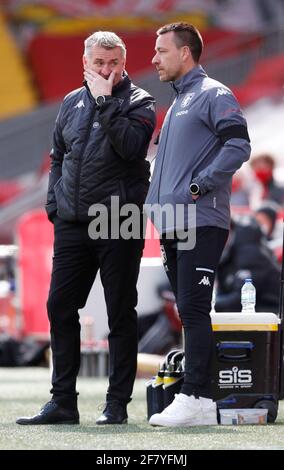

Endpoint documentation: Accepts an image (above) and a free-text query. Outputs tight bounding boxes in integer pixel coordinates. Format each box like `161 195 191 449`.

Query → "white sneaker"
199 397 218 425
149 393 202 427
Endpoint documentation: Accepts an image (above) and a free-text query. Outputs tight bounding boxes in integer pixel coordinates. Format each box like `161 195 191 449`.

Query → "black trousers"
161 226 228 399
47 216 144 409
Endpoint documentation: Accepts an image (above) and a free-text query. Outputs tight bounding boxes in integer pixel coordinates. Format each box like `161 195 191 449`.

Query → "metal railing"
0 102 60 179
204 27 284 86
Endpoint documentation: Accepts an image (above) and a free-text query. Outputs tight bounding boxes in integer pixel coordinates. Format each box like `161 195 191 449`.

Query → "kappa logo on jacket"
198 276 211 286
74 99 85 109
216 88 231 98
146 102 155 112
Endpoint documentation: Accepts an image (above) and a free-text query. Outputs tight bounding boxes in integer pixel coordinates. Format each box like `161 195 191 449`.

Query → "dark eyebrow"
94 58 119 63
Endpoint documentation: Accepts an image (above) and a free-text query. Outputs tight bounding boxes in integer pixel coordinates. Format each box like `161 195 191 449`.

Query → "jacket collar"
171 65 207 94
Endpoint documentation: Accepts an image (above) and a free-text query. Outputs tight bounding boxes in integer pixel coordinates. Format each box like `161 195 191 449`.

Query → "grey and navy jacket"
145 65 251 233
46 73 156 222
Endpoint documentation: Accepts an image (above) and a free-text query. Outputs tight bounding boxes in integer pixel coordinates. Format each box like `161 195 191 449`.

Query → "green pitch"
0 368 283 450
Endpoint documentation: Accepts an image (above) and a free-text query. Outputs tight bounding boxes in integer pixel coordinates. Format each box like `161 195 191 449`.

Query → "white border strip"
196 267 214 273
141 257 162 267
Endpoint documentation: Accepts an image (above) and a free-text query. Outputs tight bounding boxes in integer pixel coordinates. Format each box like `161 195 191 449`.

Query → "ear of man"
181 45 192 62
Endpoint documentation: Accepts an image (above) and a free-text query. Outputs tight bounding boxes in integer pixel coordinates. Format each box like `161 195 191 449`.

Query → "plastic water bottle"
241 278 256 313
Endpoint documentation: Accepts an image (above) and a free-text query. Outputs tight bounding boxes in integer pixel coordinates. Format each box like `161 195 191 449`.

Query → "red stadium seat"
232 53 284 106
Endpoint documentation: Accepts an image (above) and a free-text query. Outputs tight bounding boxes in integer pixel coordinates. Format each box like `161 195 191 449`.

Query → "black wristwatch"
95 95 106 107
189 183 200 195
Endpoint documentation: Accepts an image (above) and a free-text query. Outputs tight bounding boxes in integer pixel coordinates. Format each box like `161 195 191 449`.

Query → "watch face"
190 183 199 195
96 95 105 106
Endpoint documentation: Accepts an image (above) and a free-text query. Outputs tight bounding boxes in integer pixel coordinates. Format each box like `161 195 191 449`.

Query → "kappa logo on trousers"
198 276 211 286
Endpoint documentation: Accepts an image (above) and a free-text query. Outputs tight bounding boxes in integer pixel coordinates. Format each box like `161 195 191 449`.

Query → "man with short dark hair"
255 201 279 239
16 31 156 426
215 216 280 314
146 22 251 426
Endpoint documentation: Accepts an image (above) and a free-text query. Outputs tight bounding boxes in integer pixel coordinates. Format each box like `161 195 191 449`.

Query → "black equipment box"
211 312 281 422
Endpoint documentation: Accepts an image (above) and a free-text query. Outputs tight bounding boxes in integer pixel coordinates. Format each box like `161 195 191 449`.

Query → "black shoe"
96 400 128 425
16 400 80 425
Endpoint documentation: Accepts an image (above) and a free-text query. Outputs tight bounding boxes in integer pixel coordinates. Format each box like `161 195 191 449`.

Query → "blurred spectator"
215 216 280 313
254 200 280 240
230 165 264 208
250 153 284 205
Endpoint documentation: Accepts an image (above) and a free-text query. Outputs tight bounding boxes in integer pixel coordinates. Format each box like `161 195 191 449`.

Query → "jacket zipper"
74 105 97 219
157 101 176 204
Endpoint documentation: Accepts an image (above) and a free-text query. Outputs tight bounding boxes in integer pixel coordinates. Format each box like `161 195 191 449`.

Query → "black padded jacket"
46 73 156 222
